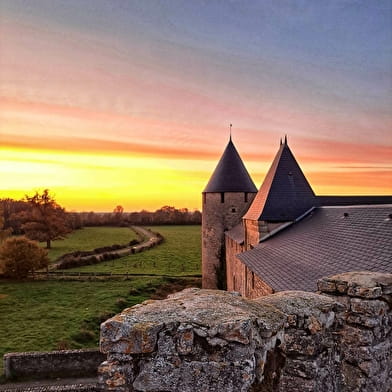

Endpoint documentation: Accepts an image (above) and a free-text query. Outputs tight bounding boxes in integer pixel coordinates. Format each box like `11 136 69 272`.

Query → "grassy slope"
60 225 201 275
45 226 139 261
0 225 201 376
0 278 164 371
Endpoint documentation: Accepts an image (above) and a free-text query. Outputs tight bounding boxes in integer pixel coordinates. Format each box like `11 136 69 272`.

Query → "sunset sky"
1 0 391 212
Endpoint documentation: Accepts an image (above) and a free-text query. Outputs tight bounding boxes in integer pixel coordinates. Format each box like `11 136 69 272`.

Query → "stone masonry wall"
318 271 392 392
243 219 286 249
226 235 273 298
4 349 105 380
225 235 245 292
99 271 391 392
202 192 255 289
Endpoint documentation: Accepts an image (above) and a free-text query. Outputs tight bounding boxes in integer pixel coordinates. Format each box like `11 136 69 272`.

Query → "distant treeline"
0 198 201 233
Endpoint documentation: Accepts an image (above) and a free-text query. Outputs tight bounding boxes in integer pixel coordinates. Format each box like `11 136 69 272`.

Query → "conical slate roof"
243 139 316 221
203 139 257 193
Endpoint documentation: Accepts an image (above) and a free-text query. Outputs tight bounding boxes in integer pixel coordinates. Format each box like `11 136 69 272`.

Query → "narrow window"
233 275 236 290
220 192 225 203
231 207 236 213
244 192 248 202
251 272 255 289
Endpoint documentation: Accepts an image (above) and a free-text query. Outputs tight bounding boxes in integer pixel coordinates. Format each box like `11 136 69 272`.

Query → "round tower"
202 137 257 289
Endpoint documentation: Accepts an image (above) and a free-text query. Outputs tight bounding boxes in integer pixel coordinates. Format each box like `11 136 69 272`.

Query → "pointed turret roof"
203 139 257 193
243 138 316 221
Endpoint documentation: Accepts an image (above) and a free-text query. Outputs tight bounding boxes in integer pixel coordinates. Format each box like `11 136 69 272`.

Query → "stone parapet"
3 349 105 381
99 271 392 391
318 271 392 392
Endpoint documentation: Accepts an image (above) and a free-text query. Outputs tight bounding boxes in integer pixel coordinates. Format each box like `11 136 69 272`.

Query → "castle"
202 136 392 297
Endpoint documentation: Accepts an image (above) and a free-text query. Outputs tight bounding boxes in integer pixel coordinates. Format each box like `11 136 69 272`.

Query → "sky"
1 0 391 212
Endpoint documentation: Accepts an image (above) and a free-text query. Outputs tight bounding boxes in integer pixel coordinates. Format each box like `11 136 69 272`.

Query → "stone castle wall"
243 219 286 248
202 192 255 289
98 271 392 392
225 235 273 298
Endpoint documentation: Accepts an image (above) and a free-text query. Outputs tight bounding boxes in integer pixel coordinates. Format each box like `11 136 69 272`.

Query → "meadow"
45 226 140 261
0 225 201 376
60 225 201 275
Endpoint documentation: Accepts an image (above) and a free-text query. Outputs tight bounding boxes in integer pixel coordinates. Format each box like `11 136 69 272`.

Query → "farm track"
48 226 162 271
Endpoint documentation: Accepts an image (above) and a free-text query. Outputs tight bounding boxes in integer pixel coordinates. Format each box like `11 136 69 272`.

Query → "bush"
115 297 128 310
56 339 71 350
71 328 96 343
0 236 49 279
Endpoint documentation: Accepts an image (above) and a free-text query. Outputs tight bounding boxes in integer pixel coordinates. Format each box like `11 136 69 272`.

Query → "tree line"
80 205 201 227
1 197 201 234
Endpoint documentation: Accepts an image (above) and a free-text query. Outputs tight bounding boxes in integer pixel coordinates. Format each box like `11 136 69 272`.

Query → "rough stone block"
98 275 392 392
320 271 392 299
341 325 375 346
278 375 316 392
284 358 318 379
350 298 389 316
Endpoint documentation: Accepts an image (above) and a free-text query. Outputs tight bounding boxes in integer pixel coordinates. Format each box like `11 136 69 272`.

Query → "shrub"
71 328 96 343
56 339 71 350
115 297 128 310
0 236 49 279
98 312 115 323
128 288 141 296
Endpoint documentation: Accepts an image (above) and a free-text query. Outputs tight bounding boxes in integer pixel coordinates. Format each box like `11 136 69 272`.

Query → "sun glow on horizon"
1 1 391 210
1 142 391 212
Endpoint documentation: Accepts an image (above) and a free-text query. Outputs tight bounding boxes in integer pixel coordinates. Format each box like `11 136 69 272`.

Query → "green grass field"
0 278 165 373
44 226 139 261
60 225 201 275
0 225 201 377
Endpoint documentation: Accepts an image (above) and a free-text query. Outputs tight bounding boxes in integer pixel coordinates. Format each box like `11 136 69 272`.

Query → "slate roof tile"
237 205 392 292
243 141 316 222
203 139 257 193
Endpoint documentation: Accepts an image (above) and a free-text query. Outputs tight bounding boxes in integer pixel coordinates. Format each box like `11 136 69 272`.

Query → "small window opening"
231 207 236 213
343 212 349 217
251 272 255 289
244 192 248 202
220 192 225 203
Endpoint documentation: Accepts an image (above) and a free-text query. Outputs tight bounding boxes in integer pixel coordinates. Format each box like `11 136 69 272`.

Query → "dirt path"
48 226 162 271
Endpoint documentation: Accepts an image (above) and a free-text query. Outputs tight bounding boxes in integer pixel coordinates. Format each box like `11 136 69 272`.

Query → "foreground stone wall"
318 271 392 392
99 271 392 391
4 349 105 380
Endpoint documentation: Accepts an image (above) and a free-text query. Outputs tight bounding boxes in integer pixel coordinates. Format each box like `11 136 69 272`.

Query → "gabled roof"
243 139 316 221
238 205 392 292
203 139 257 193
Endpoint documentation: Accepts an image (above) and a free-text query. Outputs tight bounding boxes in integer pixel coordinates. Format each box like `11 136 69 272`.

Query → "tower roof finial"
229 123 232 142
280 138 282 146
284 134 288 145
